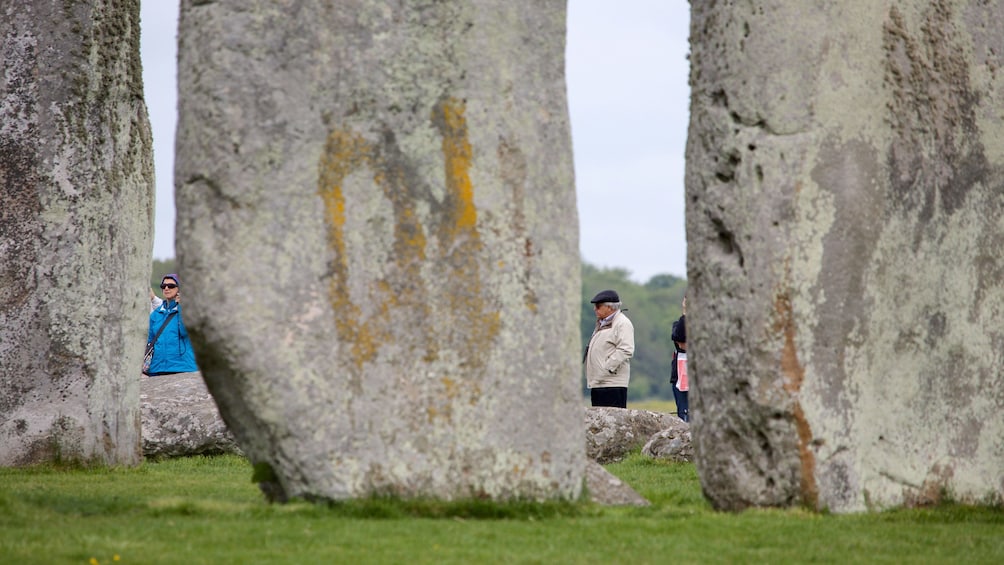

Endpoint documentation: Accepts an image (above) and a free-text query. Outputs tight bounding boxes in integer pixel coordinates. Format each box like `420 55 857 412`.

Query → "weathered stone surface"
642 426 693 463
174 1 582 501
0 1 152 466
141 373 241 459
687 1 1004 512
584 460 649 507
585 407 683 464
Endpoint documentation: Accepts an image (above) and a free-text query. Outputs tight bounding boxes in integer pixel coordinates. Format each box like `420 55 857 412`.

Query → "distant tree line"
151 258 686 400
150 258 176 290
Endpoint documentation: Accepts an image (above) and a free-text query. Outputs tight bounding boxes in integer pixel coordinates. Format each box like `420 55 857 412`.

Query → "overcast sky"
140 1 689 282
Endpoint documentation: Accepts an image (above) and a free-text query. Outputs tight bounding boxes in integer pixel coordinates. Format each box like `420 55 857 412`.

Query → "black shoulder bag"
143 311 178 375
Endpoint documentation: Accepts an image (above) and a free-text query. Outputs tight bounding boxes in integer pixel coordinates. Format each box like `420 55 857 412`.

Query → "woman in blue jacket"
145 273 199 375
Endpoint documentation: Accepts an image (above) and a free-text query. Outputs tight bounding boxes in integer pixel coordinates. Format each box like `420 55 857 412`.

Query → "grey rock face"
141 373 242 459
0 1 153 466
642 426 693 463
175 1 582 501
585 407 684 464
584 460 650 507
687 1 1004 511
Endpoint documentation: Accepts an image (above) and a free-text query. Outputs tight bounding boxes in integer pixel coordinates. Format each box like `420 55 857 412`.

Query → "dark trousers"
591 387 628 408
673 387 689 422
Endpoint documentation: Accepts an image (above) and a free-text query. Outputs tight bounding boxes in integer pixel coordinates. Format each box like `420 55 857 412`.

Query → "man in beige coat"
584 289 635 408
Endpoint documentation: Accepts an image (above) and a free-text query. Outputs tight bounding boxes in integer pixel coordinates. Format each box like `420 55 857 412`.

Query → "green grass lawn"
1 454 1001 564
629 399 676 414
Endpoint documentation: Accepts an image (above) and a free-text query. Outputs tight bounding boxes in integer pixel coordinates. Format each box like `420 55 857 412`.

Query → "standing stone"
175 0 582 501
687 0 1004 512
0 1 153 466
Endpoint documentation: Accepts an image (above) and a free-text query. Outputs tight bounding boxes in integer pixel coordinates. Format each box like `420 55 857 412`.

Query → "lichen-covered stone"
642 426 693 463
585 407 684 464
687 0 1004 512
584 460 649 506
175 0 582 501
141 373 242 459
0 1 152 466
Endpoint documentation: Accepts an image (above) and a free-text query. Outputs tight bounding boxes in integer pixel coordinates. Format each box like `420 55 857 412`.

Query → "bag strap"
147 311 178 349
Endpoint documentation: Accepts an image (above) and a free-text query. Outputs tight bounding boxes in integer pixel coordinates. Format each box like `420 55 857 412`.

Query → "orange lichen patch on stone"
773 288 820 509
792 404 819 509
316 99 501 409
318 129 392 371
426 377 459 423
438 98 478 231
442 376 460 399
777 300 805 395
318 130 368 364
427 376 483 423
318 130 364 253
431 97 501 374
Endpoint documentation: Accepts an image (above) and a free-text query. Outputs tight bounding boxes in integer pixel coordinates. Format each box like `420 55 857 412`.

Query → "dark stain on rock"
925 310 947 348
0 138 42 312
1 34 44 420
883 2 989 240
710 215 744 269
810 138 882 423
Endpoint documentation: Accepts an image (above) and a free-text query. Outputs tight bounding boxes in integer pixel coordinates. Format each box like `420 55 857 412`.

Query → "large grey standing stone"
687 1 1004 512
175 1 582 501
0 1 152 466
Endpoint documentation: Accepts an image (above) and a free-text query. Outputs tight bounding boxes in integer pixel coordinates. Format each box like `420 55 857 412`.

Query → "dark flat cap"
590 289 620 303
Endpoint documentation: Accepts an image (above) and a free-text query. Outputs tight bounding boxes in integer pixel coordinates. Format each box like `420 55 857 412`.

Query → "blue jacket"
147 300 198 374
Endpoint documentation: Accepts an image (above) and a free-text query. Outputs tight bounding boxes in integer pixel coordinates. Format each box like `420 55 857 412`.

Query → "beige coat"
584 310 635 388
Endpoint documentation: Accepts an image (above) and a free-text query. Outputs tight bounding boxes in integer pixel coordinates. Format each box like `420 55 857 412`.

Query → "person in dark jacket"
670 295 688 422
145 273 198 376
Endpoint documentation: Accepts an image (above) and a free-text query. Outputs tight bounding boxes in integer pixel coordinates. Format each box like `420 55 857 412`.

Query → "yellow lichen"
317 130 387 370
438 99 478 230
316 100 501 413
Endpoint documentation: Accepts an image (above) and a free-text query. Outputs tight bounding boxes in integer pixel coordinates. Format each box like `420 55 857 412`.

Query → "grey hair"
600 302 622 311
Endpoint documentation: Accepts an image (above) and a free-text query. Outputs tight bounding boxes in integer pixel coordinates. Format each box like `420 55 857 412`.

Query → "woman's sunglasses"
160 284 178 289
